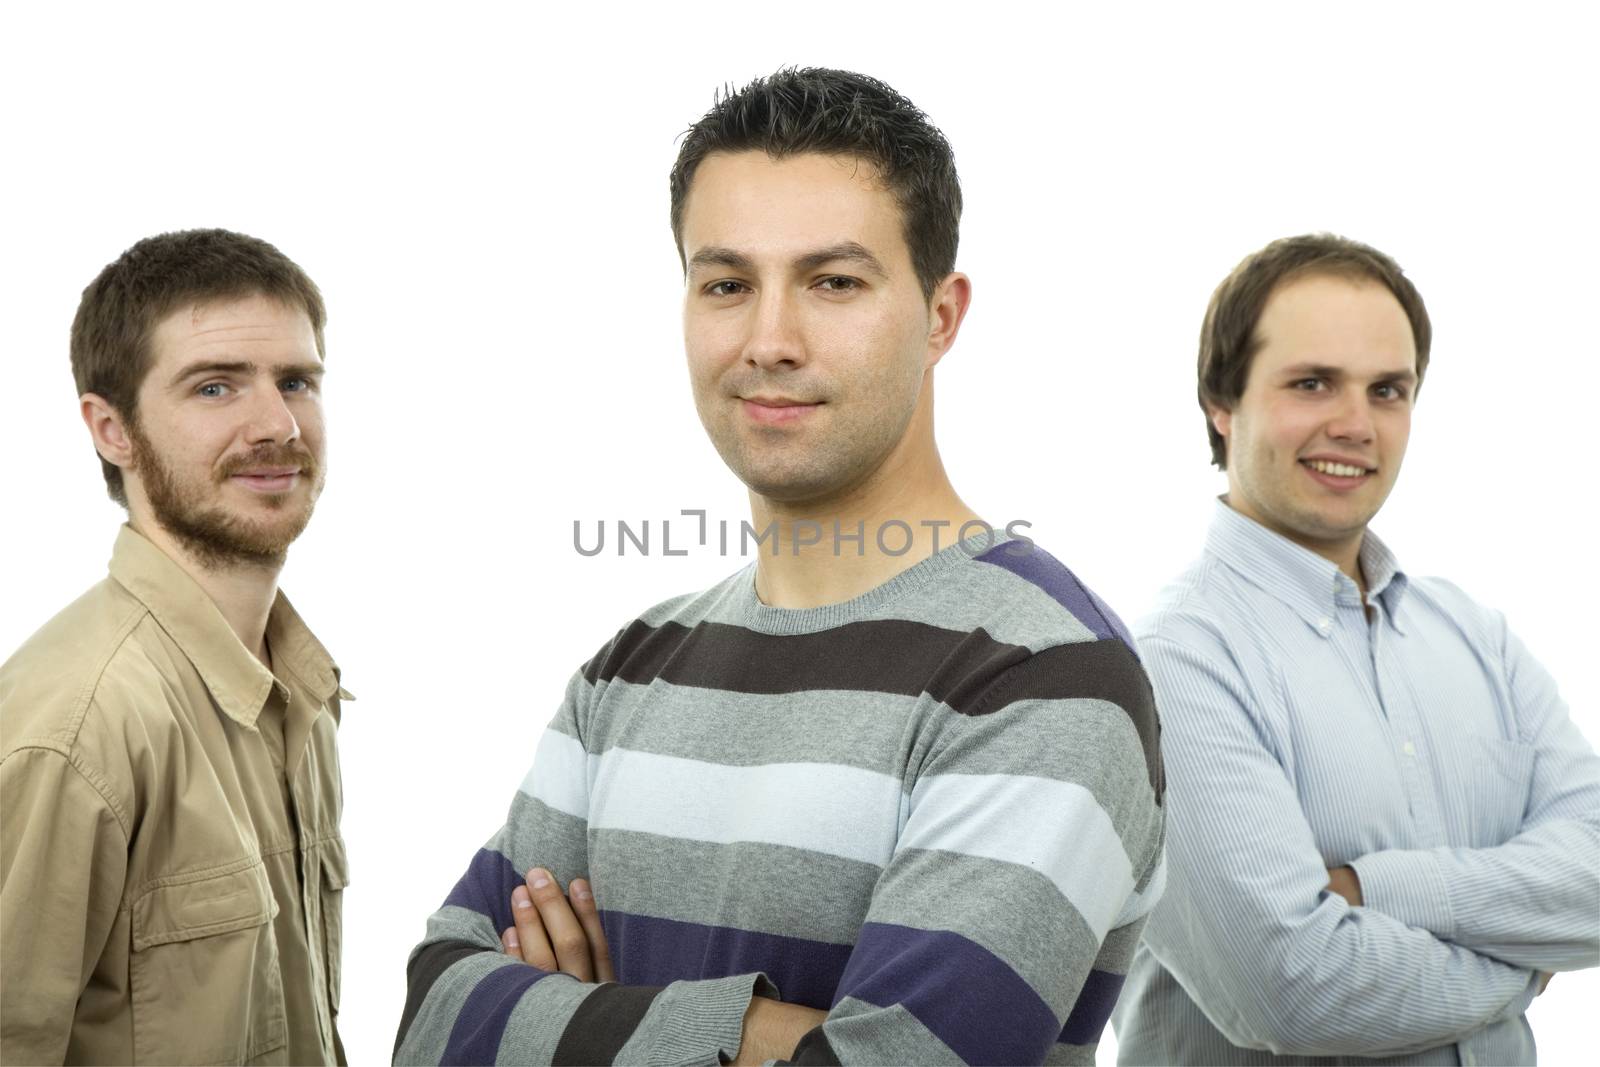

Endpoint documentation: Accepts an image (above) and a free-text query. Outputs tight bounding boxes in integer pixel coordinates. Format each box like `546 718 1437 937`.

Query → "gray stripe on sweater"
587 827 881 945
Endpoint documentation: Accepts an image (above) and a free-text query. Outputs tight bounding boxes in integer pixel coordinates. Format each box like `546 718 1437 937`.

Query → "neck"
128 516 283 663
1221 494 1367 594
749 437 980 610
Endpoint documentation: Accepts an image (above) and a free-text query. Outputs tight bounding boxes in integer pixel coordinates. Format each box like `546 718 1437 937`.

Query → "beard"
128 420 323 570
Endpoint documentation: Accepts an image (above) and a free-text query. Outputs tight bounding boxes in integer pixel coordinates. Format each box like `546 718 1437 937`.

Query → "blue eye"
197 382 228 398
281 377 308 393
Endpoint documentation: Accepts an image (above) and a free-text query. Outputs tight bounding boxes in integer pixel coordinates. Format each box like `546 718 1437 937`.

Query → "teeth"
1306 459 1369 478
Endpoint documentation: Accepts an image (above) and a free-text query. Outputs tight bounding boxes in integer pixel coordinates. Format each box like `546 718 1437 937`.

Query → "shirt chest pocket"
1431 731 1536 847
130 859 287 1064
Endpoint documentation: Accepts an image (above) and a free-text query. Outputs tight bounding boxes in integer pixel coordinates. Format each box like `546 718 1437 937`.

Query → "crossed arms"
1136 622 1599 1057
394 639 1166 1066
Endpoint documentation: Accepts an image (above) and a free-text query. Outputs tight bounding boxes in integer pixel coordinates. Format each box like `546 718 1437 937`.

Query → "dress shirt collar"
107 524 341 728
1204 498 1411 636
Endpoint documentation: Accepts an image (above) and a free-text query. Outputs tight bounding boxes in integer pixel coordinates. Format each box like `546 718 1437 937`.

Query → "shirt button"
1402 740 1416 756
1317 617 1333 635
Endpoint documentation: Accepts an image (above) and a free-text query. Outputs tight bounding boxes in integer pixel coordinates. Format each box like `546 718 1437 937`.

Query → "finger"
511 884 558 971
569 879 615 983
526 868 593 982
501 927 520 957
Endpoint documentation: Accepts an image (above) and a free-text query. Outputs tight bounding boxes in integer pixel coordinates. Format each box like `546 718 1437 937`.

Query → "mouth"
230 468 301 493
1299 457 1375 488
741 396 822 425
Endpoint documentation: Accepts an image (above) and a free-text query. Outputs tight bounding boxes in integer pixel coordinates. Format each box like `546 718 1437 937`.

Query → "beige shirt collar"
106 525 341 729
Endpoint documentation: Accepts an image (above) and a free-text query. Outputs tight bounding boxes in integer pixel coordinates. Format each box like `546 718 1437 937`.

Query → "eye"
281 376 311 393
815 276 861 293
197 381 230 398
705 280 748 297
1372 382 1409 401
1291 378 1326 392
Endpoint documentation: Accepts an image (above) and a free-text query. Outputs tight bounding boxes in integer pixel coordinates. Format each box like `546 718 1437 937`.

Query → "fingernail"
513 887 533 909
530 869 551 890
505 928 520 948
573 881 593 901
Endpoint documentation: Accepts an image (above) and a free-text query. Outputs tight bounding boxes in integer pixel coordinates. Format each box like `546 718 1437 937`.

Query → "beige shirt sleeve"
1 745 129 1065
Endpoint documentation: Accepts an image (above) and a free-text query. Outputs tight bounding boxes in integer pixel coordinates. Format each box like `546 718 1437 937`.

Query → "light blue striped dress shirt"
1113 500 1600 1065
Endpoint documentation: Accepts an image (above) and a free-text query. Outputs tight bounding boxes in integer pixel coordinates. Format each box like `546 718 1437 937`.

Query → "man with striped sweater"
394 69 1165 1065
1113 234 1600 1063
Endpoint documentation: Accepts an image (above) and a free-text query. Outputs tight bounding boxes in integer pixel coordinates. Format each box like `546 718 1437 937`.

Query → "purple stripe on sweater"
603 910 852 1009
975 544 1137 653
442 848 521 936
1058 969 1124 1045
837 922 1058 1066
441 962 553 1065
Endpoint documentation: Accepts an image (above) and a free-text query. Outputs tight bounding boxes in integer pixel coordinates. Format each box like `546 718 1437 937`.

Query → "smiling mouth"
1300 458 1374 479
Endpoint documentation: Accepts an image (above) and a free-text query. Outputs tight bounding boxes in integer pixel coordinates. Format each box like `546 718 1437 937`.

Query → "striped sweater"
395 537 1166 1066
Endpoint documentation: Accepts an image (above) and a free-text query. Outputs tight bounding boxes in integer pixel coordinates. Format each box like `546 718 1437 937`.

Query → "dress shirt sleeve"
0 745 129 1064
392 666 765 1067
1138 630 1541 1058
1351 620 1600 972
779 637 1165 1066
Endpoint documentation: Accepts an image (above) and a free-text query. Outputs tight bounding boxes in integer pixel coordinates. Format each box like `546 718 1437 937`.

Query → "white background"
2 2 1595 1064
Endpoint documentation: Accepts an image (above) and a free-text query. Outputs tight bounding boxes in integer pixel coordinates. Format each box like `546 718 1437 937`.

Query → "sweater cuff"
1350 848 1453 936
649 972 777 1066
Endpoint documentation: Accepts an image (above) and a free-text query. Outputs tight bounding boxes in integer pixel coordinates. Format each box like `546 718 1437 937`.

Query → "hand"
500 867 615 983
1325 865 1363 907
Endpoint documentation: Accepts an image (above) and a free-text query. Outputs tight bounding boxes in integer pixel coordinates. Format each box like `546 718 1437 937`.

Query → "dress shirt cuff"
651 972 776 1066
1350 848 1453 937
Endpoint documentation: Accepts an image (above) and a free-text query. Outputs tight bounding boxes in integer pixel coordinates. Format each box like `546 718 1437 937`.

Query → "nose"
245 384 301 446
1325 390 1375 444
742 289 806 371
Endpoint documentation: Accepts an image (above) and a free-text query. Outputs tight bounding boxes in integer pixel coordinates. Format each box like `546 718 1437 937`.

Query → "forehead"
680 150 907 261
1250 272 1417 377
148 292 319 369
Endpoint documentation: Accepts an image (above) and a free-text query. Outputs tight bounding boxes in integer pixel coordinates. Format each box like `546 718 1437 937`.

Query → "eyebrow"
169 360 325 388
687 241 890 280
1280 362 1418 385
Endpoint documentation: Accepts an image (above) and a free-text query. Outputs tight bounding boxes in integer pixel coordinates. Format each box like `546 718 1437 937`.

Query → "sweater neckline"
734 532 1011 635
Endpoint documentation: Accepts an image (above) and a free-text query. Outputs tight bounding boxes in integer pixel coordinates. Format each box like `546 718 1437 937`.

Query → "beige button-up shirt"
1 526 350 1065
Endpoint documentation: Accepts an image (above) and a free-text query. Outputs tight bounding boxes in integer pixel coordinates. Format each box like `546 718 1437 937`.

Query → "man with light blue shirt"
1113 233 1599 1064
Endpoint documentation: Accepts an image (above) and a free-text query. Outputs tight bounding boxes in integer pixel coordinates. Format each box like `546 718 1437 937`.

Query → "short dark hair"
669 67 961 300
70 228 326 505
1198 233 1432 469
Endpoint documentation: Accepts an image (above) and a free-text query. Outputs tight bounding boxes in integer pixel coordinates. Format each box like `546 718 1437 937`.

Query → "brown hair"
1198 233 1431 469
669 67 961 301
70 228 326 504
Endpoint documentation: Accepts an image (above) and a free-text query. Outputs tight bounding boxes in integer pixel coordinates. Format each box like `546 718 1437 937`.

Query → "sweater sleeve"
393 666 769 1067
782 636 1166 1065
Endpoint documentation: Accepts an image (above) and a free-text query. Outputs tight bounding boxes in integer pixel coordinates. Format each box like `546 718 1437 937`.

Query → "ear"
924 272 972 370
1209 405 1233 442
81 393 135 471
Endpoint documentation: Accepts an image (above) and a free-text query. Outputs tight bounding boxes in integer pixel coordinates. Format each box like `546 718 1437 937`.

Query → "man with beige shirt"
1 229 349 1065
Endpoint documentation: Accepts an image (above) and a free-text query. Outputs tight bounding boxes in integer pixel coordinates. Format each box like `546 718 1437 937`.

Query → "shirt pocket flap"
321 835 351 891
132 859 277 951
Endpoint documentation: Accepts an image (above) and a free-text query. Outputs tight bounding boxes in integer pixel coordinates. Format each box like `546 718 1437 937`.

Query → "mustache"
725 376 829 403
217 444 319 480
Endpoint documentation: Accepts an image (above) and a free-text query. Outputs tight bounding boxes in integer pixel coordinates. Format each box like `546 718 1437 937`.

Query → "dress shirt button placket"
1372 609 1442 844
